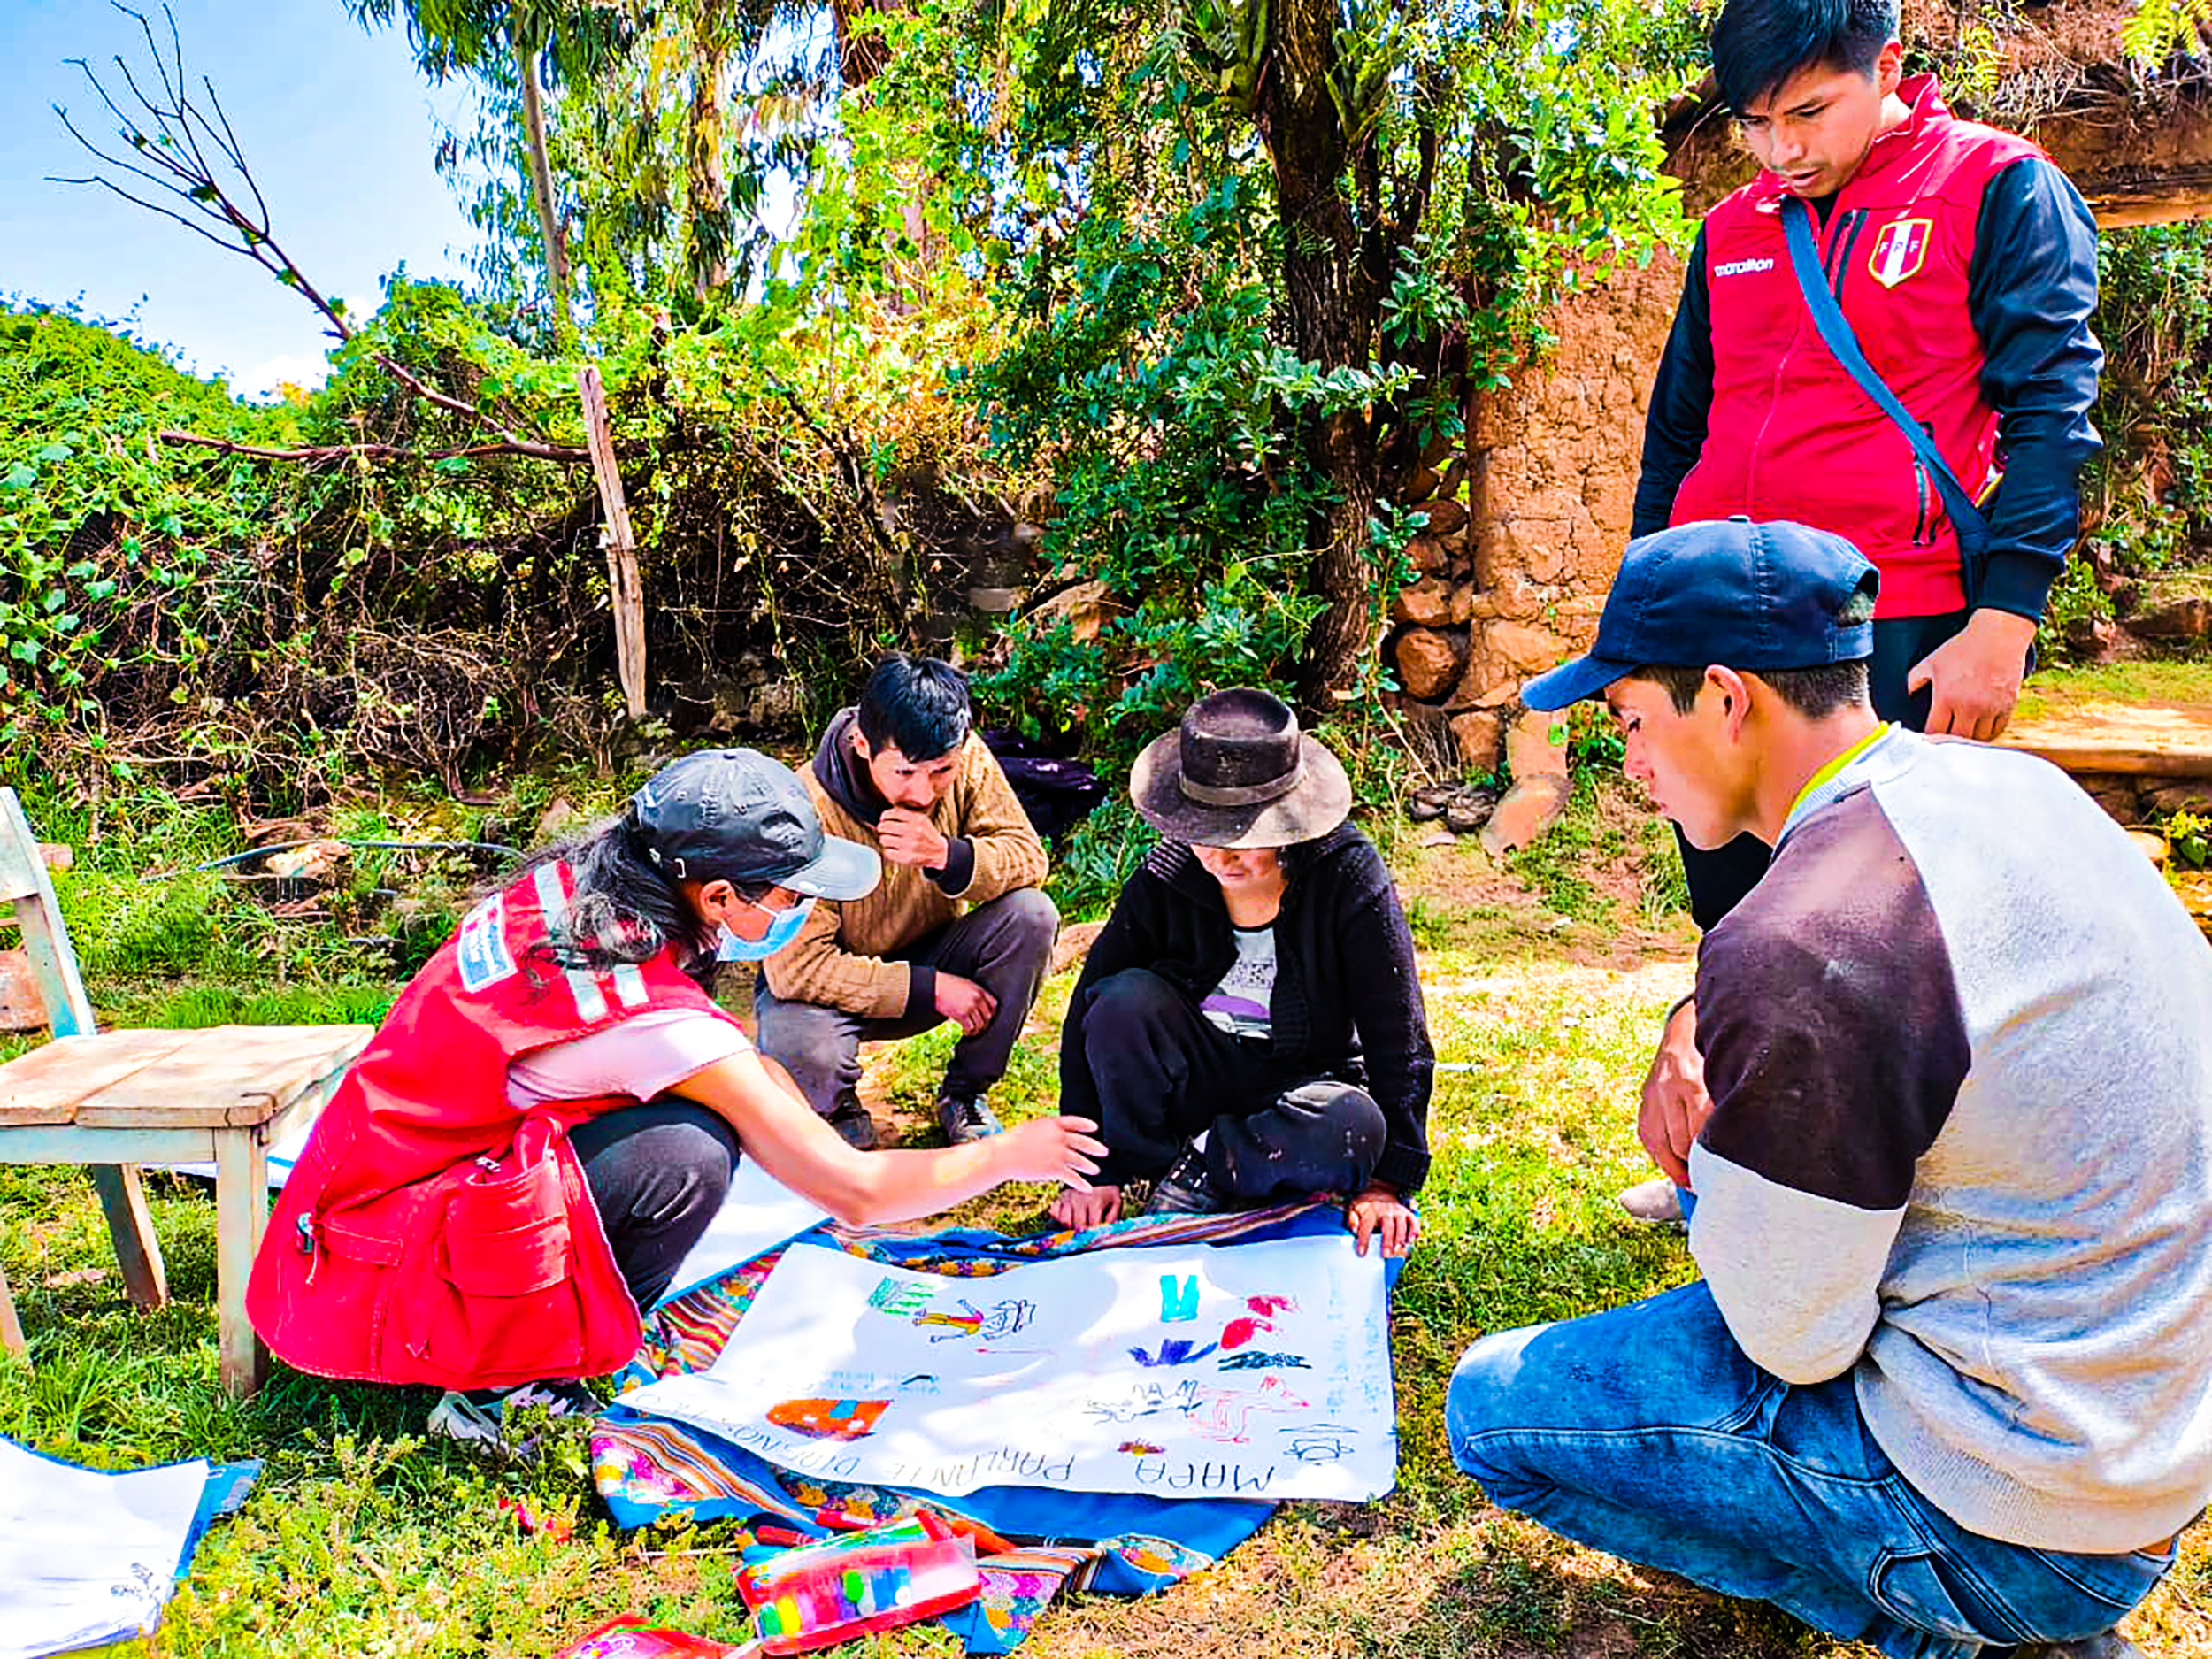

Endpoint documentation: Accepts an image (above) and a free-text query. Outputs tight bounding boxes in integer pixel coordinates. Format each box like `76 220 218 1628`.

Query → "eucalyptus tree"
347 0 636 344
957 0 1708 719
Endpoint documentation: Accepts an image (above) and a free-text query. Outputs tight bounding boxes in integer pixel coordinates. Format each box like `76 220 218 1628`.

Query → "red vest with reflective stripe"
246 862 739 1388
1668 78 2043 617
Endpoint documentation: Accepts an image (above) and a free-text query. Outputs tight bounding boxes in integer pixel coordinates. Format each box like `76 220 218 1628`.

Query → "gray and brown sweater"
1687 726 2212 1554
760 708 1049 1019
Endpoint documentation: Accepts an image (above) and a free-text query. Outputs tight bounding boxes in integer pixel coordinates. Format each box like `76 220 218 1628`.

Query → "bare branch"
157 429 589 465
54 4 579 464
49 106 206 206
196 76 268 227
46 172 280 265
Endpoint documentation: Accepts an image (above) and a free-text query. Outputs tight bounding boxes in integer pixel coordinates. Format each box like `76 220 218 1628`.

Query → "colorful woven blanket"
595 1201 1369 1653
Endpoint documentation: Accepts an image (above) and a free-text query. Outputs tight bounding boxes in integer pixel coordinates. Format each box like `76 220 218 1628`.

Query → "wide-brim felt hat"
1130 687 1353 849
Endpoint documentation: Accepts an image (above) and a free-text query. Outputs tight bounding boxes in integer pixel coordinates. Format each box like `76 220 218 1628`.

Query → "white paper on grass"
0 1438 212 1659
622 1232 1397 1502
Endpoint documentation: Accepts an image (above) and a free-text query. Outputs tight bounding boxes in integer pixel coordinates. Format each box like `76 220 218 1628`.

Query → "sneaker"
938 1093 1002 1145
427 1378 600 1450
1617 1176 1686 1226
825 1093 879 1150
1142 1145 1221 1216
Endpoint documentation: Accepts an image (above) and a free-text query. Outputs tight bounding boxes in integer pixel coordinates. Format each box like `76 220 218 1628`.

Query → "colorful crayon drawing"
1219 1292 1300 1351
1129 1336 1217 1367
1187 1374 1310 1443
912 1296 1036 1343
1159 1274 1201 1323
1217 1350 1311 1371
620 1233 1397 1500
1282 1431 1356 1463
866 1278 932 1317
765 1397 890 1440
1086 1379 1203 1425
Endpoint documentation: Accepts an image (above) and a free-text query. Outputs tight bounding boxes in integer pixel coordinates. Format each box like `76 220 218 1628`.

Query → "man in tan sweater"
756 654 1058 1148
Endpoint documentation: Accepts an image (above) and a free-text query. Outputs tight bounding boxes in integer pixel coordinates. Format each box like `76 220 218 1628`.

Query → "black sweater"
1059 823 1434 1193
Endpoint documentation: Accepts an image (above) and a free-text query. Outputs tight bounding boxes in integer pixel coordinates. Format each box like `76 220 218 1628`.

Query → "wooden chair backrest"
0 788 96 1039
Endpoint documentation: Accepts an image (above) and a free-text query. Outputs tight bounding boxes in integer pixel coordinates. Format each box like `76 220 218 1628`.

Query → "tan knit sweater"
761 721 1050 1018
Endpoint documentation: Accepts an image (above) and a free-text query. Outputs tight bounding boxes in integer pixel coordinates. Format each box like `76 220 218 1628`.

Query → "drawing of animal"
1186 1374 1311 1444
1085 1379 1202 1425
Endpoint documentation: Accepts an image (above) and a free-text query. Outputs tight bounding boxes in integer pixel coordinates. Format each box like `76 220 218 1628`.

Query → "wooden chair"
0 787 372 1395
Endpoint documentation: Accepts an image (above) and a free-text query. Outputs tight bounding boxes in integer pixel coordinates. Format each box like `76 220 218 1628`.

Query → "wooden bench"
0 787 370 1395
2000 698 2212 783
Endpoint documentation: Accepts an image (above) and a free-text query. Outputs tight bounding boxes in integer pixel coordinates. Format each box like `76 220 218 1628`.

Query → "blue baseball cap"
1521 518 1880 711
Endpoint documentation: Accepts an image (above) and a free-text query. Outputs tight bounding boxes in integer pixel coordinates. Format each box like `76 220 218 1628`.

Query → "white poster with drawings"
620 1231 1396 1502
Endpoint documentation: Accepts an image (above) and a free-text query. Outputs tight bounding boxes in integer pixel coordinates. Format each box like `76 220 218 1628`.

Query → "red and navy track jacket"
1636 77 2102 621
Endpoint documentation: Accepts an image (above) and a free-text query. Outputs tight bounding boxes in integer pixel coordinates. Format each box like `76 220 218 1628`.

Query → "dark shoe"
1406 782 1457 823
825 1093 879 1150
426 1378 599 1452
938 1093 1002 1144
1983 1635 2143 1659
1444 786 1498 835
1142 1145 1221 1216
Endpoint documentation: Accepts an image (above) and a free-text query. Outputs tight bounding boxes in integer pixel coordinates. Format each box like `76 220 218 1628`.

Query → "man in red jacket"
1623 0 2102 1224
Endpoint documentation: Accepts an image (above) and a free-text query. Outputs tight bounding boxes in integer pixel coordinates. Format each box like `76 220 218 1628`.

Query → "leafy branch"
50 2 586 465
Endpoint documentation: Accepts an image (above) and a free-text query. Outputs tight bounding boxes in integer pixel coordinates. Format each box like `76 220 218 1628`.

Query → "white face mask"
716 893 815 961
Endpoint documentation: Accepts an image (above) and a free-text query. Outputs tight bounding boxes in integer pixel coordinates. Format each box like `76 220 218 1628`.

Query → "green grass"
1504 767 1690 933
2014 658 2212 722
1 776 2202 1659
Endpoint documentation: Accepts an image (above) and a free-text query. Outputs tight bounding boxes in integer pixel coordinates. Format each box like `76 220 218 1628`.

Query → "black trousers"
756 887 1060 1114
572 1098 740 1313
1678 610 1970 929
1073 967 1387 1202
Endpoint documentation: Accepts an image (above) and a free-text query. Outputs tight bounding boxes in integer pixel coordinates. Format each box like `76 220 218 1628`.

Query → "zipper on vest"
1911 419 1938 544
296 1211 321 1285
1831 210 1871 303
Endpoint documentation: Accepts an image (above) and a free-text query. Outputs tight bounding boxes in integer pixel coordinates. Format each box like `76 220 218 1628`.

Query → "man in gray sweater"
1448 517 2212 1659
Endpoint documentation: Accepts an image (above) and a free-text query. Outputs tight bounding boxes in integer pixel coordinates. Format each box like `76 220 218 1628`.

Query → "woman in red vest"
247 749 1105 1448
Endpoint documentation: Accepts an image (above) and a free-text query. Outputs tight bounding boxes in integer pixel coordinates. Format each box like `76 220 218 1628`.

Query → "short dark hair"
856 653 972 761
1710 0 1898 113
1625 658 1871 719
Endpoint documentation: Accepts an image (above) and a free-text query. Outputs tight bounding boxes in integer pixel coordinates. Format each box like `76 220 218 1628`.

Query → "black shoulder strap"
1779 195 1989 604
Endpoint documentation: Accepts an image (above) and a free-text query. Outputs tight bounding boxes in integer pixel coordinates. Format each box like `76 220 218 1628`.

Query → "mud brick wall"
1385 251 1686 775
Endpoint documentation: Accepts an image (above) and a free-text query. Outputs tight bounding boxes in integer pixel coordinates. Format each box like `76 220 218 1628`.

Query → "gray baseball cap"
630 749 879 900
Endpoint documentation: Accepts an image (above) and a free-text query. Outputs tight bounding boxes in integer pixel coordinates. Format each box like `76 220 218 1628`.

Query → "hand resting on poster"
1345 1184 1418 1257
1048 1179 1420 1258
672 1049 1106 1225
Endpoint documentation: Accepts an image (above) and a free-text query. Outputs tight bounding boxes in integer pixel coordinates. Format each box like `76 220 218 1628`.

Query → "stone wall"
1385 251 1686 775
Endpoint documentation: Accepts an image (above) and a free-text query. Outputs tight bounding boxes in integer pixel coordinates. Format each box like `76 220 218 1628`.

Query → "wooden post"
577 365 648 721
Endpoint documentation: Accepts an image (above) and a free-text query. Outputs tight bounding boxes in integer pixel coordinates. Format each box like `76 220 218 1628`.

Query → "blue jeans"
1447 1283 2174 1658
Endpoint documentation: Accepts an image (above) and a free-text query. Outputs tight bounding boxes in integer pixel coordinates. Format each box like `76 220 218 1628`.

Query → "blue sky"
0 1 482 396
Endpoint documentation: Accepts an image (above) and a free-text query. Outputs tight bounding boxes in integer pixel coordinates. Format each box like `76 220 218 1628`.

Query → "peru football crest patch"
1868 217 1933 288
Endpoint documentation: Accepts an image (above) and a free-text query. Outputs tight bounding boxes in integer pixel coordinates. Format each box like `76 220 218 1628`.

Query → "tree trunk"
1255 0 1385 715
685 20 733 301
514 35 573 345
